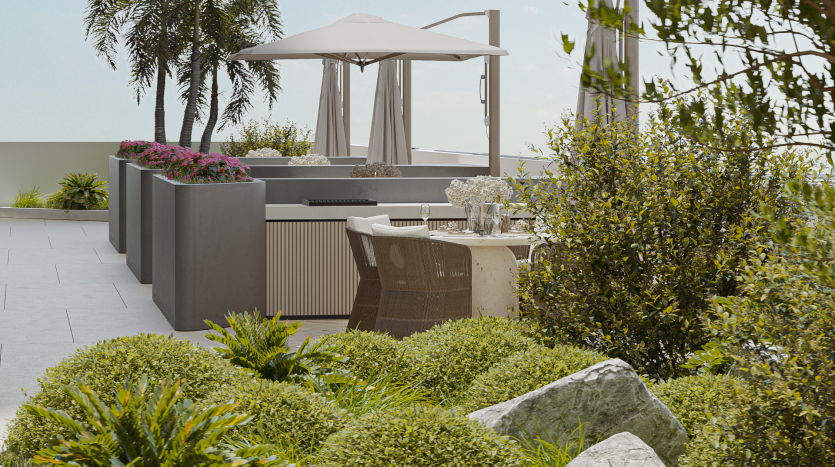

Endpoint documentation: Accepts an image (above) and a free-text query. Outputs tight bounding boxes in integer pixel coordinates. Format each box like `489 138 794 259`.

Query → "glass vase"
464 203 474 234
466 202 496 236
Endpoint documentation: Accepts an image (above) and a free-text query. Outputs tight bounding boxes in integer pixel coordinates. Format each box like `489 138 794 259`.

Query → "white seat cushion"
371 224 430 239
347 214 391 234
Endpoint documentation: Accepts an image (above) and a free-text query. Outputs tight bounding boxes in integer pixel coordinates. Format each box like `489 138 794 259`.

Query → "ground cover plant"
221 119 313 158
27 375 285 466
44 173 109 210
511 102 819 379
115 140 151 159
164 150 252 183
10 187 44 208
135 142 193 169
4 334 247 457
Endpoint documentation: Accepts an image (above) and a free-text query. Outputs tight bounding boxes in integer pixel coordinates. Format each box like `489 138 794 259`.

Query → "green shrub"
46 173 108 210
303 370 431 417
317 330 403 379
203 378 346 451
5 334 246 457
205 311 346 382
27 375 285 467
463 344 608 412
10 186 44 208
0 449 34 467
511 102 818 379
221 119 313 158
312 404 525 466
700 179 835 466
44 190 63 209
400 317 536 400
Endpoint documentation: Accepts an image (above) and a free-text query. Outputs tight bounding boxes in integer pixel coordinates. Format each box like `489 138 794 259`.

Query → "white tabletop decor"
288 154 331 165
445 176 512 236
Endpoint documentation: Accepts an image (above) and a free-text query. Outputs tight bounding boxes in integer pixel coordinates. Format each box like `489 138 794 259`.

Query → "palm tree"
83 0 187 144
176 0 282 153
177 0 204 148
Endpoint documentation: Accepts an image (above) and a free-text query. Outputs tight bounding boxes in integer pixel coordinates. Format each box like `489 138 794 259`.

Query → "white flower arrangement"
288 154 331 166
243 148 283 158
445 176 512 208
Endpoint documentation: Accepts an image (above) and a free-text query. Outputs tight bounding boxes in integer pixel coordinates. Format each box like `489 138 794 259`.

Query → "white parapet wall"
0 142 554 207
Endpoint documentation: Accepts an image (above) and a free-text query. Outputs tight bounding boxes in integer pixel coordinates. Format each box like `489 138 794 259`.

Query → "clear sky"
0 0 677 155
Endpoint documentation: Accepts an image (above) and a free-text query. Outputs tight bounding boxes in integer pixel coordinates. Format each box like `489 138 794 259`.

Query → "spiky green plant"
205 310 347 382
11 187 44 208
302 367 430 416
49 173 108 210
25 375 287 466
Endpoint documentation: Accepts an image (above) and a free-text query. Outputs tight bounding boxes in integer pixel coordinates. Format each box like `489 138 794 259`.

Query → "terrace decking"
0 217 347 440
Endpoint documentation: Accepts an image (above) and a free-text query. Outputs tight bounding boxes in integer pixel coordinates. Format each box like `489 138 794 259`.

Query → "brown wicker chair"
370 236 472 339
345 227 382 331
507 245 531 261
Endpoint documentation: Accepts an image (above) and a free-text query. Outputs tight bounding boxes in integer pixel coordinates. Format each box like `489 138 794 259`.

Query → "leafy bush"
312 404 525 466
136 142 192 169
164 151 253 183
115 140 151 159
701 179 835 466
463 344 607 412
316 330 403 379
46 173 108 210
0 449 34 467
221 119 313 158
511 104 818 379
203 378 346 451
11 186 44 208
205 311 346 382
349 163 401 178
400 317 536 399
303 370 430 417
5 334 246 456
27 375 285 467
648 374 744 467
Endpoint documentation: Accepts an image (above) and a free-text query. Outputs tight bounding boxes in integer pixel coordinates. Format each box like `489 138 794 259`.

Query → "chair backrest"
346 227 379 280
370 236 471 292
347 214 391 235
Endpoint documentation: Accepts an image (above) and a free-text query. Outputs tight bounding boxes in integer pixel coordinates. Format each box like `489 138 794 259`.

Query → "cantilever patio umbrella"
229 13 508 164
367 60 407 165
312 59 348 158
576 0 626 126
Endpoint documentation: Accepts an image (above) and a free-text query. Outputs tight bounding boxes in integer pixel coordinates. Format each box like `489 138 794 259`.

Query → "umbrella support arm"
315 52 405 72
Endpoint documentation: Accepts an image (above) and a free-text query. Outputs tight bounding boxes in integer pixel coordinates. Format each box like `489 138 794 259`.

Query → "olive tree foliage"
510 102 820 379
562 0 835 156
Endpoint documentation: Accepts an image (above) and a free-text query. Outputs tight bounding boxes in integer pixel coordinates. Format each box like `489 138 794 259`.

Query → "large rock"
467 359 688 466
566 432 666 467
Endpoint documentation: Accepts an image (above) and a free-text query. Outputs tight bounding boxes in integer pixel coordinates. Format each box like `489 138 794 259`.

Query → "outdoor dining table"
430 231 536 318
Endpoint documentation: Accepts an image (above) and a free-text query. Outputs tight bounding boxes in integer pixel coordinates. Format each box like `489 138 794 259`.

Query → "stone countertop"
265 203 532 221
429 232 535 246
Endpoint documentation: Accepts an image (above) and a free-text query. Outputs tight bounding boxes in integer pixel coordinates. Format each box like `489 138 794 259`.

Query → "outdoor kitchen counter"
265 203 531 221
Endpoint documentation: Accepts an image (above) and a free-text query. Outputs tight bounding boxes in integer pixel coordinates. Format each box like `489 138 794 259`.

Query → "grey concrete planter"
108 156 135 253
236 156 367 166
152 176 266 330
126 164 163 283
0 207 108 221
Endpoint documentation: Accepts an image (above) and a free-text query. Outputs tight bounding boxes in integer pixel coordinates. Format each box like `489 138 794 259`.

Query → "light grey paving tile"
67 307 172 344
0 264 60 284
95 250 127 264
0 218 45 227
4 284 126 309
9 223 86 238
79 221 109 238
0 237 52 249
285 319 347 349
0 308 73 344
8 247 101 265
0 224 10 237
0 249 7 265
1 284 5 310
57 264 137 284
0 342 86 398
49 236 116 250
114 282 155 308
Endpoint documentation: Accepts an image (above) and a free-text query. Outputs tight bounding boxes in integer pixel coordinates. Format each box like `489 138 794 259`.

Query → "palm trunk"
178 0 201 149
154 61 167 144
199 64 219 154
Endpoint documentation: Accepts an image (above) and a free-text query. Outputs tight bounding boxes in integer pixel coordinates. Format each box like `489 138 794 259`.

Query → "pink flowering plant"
163 151 253 183
116 140 152 159
136 143 194 169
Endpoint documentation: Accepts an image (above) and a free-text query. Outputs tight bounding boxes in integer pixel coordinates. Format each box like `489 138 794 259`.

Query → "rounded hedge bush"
202 378 346 450
5 334 246 456
462 344 608 412
400 317 536 399
318 330 403 379
312 404 525 466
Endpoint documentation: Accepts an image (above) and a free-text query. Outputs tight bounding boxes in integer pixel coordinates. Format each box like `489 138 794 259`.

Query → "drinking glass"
491 204 502 237
420 204 430 226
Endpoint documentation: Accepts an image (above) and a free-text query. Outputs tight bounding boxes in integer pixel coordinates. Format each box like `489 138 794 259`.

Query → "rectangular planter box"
236 156 367 166
0 207 108 221
152 176 266 330
108 156 134 253
126 164 163 283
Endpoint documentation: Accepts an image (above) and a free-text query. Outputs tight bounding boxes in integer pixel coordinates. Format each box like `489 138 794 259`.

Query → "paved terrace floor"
0 218 348 441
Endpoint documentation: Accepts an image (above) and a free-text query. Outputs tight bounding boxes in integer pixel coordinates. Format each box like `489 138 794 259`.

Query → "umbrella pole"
403 60 412 164
343 61 351 156
488 9 500 177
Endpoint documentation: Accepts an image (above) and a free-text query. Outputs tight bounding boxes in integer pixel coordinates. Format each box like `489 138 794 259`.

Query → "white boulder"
566 432 666 467
467 359 688 466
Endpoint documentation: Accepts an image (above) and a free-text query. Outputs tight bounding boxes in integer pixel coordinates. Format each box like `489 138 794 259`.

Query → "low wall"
249 165 488 179
264 177 469 204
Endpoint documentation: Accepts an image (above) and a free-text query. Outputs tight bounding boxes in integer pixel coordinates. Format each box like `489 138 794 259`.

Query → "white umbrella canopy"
576 0 626 126
367 60 408 165
312 59 348 157
228 13 508 68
